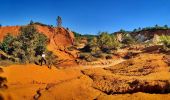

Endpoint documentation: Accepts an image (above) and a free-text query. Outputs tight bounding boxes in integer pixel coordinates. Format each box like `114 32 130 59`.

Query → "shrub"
67 46 75 51
160 35 170 50
79 32 121 61
79 53 90 59
45 51 59 68
106 54 113 59
0 76 7 89
121 33 135 46
88 32 121 52
10 25 47 63
0 33 15 53
85 55 97 62
0 25 48 64
159 35 170 49
92 51 105 59
78 53 97 62
0 60 17 67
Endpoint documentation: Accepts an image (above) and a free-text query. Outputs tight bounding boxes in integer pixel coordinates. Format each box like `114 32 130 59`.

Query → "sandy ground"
0 64 82 100
0 53 170 100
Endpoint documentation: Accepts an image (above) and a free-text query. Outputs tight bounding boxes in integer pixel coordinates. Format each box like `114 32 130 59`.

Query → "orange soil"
0 26 20 41
1 53 170 100
0 64 82 100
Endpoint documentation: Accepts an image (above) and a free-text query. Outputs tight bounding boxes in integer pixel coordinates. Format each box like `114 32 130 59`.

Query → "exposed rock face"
114 29 170 43
0 25 75 47
36 25 74 47
0 26 20 41
131 29 170 42
115 33 123 42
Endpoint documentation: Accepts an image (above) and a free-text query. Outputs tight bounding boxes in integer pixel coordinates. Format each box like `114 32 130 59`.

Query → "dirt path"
78 58 125 69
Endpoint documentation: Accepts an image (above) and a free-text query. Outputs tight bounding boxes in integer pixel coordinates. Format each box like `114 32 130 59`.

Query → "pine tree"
57 16 62 27
29 20 34 25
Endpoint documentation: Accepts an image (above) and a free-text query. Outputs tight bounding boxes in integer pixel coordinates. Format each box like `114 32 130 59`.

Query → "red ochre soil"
0 53 170 100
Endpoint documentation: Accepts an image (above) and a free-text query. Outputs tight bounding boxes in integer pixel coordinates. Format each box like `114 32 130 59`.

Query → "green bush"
92 51 105 59
78 32 121 61
0 33 15 53
79 53 91 59
105 54 113 59
87 32 121 52
0 25 48 64
14 25 48 63
45 51 59 67
121 33 135 46
78 53 97 62
159 35 170 49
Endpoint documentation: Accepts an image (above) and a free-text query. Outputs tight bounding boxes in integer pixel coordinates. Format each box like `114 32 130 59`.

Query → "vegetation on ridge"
0 25 58 66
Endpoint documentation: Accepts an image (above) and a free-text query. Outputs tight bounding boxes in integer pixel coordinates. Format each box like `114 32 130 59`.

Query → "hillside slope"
0 26 20 41
0 25 75 60
0 25 74 46
131 29 170 39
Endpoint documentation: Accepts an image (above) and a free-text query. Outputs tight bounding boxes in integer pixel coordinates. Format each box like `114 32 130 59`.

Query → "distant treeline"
73 31 97 40
119 24 170 34
29 20 54 27
73 24 170 38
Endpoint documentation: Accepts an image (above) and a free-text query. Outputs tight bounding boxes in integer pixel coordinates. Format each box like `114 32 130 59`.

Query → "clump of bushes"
45 51 58 67
132 25 170 32
0 25 58 66
88 32 122 52
159 35 170 50
121 33 136 46
79 53 98 62
78 32 121 62
29 20 53 27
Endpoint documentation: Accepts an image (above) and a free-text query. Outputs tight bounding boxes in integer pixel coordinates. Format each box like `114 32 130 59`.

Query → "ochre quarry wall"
0 25 74 47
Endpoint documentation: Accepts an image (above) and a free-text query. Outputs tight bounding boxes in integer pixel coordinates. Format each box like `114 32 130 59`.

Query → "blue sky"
0 0 170 34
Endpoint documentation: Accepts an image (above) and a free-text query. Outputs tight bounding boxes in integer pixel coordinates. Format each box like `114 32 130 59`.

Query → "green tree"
11 25 48 63
97 32 121 50
119 29 126 33
159 35 170 49
122 33 135 45
164 25 168 29
57 16 62 27
133 29 137 32
138 27 142 31
0 33 15 53
155 24 159 29
29 20 34 25
89 37 100 53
